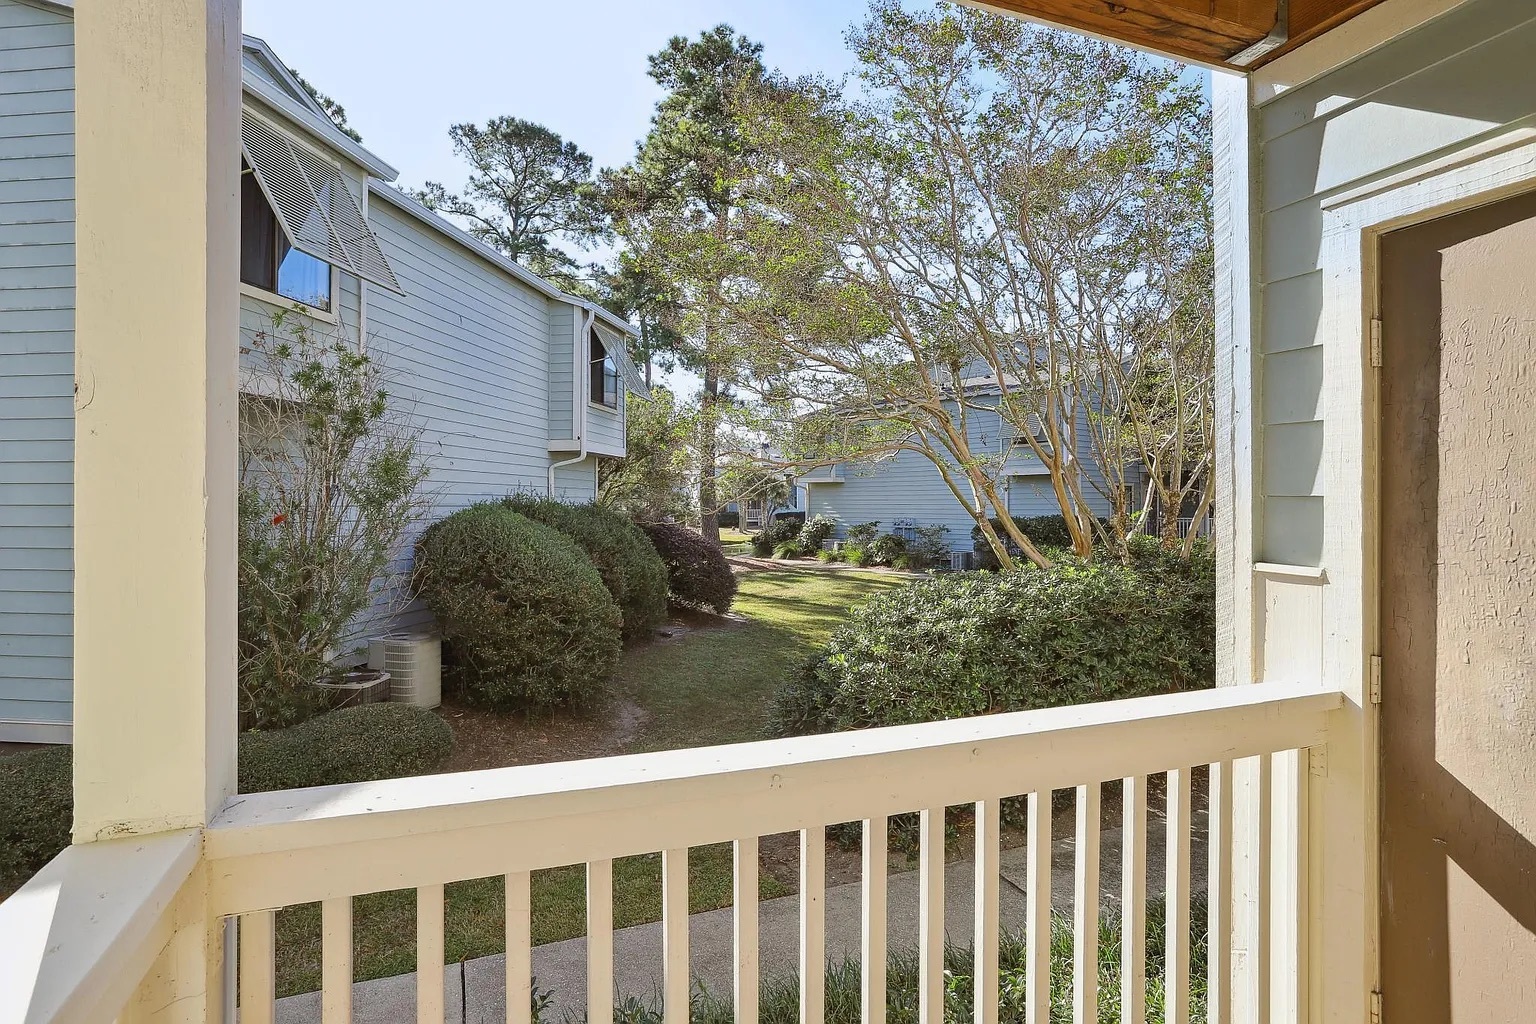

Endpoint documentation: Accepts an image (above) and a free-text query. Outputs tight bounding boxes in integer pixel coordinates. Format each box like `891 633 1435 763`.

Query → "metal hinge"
1370 317 1384 367
1369 655 1383 705
1370 989 1383 1024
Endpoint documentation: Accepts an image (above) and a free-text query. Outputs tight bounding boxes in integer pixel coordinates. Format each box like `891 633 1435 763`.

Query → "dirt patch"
437 698 646 772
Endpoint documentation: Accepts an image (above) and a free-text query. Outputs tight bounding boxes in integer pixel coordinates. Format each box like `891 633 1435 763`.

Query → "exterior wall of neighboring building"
0 0 74 739
0 5 626 740
805 398 1125 553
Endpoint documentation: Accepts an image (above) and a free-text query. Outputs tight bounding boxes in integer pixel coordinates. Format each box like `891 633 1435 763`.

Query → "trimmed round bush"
416 503 622 710
771 552 1214 736
503 496 669 638
0 745 70 893
239 703 454 793
638 521 738 613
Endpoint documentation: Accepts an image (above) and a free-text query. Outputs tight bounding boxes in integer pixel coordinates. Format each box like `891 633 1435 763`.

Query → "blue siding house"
0 3 642 742
802 383 1141 558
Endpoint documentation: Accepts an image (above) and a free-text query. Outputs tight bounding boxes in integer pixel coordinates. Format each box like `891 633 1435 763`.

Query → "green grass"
622 571 907 751
274 568 906 996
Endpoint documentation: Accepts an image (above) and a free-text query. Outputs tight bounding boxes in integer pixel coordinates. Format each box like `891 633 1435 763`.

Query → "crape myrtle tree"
718 1 1213 564
603 26 770 546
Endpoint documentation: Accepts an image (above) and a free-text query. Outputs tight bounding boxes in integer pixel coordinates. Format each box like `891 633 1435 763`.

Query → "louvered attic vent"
240 111 403 294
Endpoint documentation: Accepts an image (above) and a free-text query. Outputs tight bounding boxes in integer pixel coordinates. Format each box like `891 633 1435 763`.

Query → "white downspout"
549 306 596 495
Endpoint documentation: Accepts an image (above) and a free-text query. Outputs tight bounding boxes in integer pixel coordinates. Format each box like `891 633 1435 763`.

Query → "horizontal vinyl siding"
812 398 1118 551
1253 0 1534 566
362 200 566 638
586 398 623 453
0 0 72 732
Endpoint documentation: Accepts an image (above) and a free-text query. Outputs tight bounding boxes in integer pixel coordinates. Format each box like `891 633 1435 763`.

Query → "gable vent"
240 111 403 294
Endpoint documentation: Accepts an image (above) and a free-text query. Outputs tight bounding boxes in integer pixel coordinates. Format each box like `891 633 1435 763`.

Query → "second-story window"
589 329 619 408
240 160 333 311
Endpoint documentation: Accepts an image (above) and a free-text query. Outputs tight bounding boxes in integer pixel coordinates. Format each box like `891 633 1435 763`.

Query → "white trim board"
0 719 73 745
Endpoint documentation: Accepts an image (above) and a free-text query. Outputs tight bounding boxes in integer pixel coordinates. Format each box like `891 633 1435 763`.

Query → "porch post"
72 0 242 840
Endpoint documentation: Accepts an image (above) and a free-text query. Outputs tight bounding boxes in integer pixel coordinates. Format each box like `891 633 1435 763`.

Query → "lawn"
275 568 907 995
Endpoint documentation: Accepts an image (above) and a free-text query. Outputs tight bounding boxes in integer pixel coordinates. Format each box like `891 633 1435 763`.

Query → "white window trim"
239 263 341 325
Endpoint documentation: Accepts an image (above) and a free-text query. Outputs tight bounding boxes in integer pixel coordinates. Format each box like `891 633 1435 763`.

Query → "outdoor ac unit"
947 550 971 572
368 632 442 709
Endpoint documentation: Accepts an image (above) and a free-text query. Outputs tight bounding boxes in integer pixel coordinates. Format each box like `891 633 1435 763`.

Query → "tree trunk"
697 361 721 546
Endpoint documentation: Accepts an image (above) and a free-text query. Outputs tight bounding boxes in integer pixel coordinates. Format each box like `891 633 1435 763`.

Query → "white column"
72 0 242 840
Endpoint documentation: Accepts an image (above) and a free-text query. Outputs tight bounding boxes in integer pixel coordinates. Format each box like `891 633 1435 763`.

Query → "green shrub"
798 515 836 551
869 533 908 566
845 521 880 547
718 510 741 529
752 517 802 557
816 548 843 564
771 555 1214 736
0 745 70 892
502 496 669 638
844 546 873 568
971 514 1112 568
773 541 804 560
906 525 950 571
239 703 453 793
416 504 621 710
638 521 738 613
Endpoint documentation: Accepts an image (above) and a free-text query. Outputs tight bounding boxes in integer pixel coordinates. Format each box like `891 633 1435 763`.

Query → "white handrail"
205 681 1340 916
0 830 200 1024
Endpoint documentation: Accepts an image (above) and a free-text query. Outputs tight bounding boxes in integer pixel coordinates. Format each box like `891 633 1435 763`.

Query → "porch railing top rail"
204 680 1340 915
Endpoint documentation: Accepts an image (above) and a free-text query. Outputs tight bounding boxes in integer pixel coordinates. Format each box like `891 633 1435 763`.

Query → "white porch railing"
1 681 1341 1024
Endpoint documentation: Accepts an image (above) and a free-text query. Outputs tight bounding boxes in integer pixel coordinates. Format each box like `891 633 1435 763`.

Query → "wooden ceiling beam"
975 0 1279 68
976 0 1396 70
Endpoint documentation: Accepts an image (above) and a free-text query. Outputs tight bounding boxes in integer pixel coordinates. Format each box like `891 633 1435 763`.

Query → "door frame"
1331 133 1536 1016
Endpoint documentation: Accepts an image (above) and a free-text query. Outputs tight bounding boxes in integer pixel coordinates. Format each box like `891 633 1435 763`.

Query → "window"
241 161 333 310
589 329 619 408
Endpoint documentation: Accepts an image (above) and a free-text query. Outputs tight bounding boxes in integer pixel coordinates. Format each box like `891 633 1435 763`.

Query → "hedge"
0 745 70 893
502 496 669 638
238 703 453 793
416 503 622 710
0 704 454 894
970 514 1096 567
638 521 738 613
771 549 1214 736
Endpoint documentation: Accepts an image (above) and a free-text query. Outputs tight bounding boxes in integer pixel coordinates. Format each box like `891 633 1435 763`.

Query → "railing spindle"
1121 776 1148 1024
322 897 353 1024
1255 754 1273 1024
416 884 444 1024
800 826 826 1024
239 911 276 1024
1073 785 1101 1024
588 859 614 1024
974 800 1000 1024
918 807 945 1024
1208 761 1233 1024
862 817 888 1024
506 871 533 1024
662 849 689 1024
735 838 760 1024
1165 769 1192 1024
1025 792 1051 1024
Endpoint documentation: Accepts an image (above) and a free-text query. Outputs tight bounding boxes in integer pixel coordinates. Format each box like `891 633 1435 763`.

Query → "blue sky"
243 1 872 193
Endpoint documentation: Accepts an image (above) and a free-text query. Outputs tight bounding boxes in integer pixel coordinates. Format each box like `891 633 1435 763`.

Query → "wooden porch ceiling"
977 0 1390 70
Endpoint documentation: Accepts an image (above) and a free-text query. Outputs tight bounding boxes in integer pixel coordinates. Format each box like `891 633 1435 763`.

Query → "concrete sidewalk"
275 799 1207 1024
